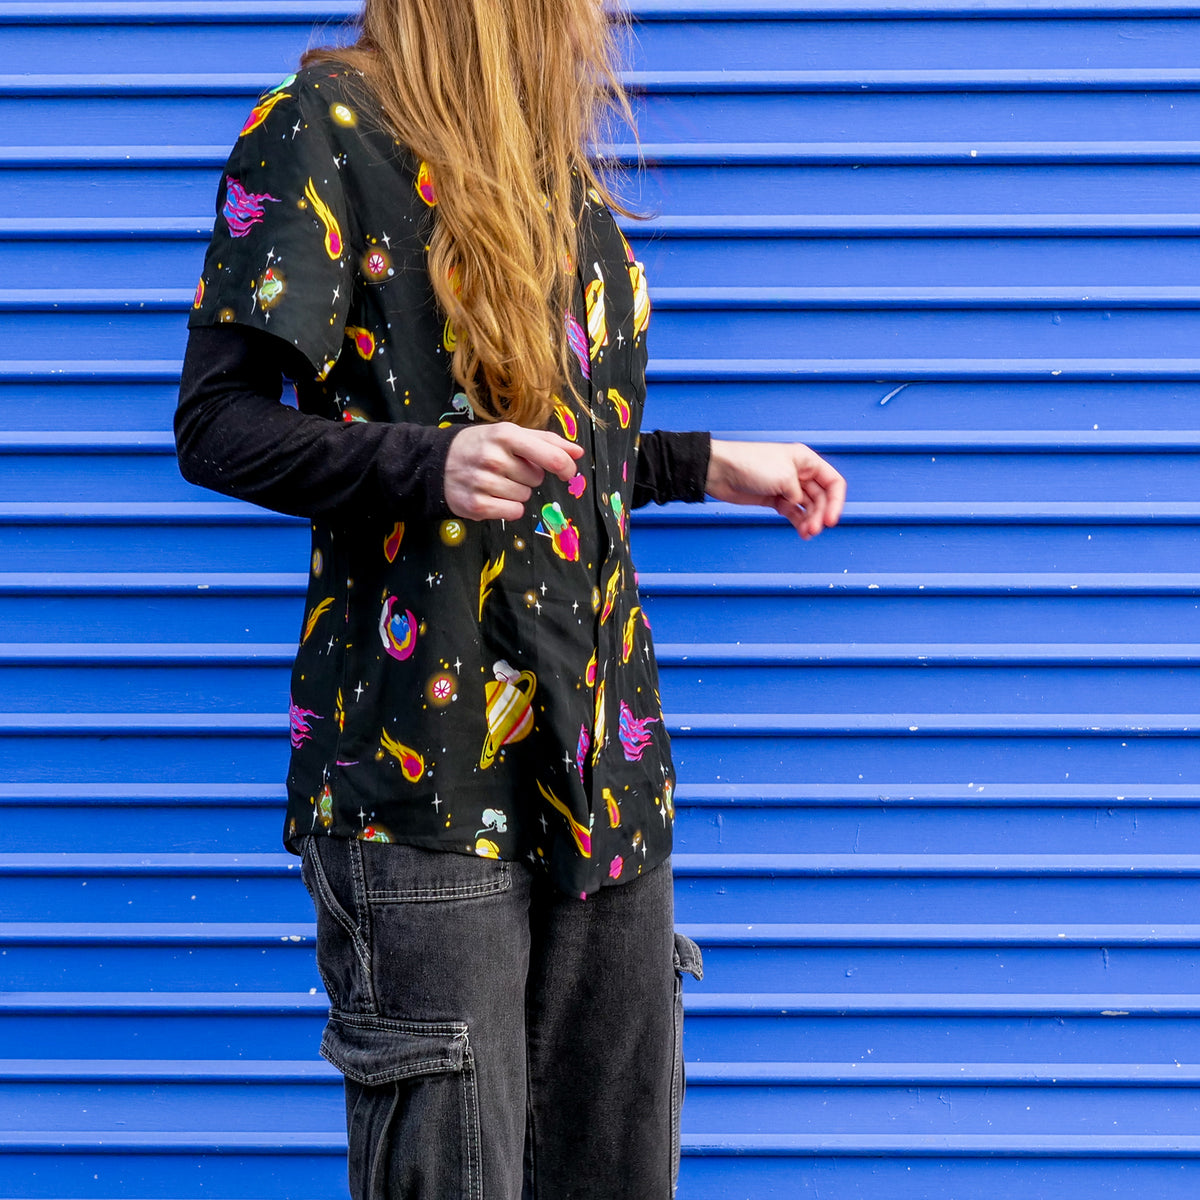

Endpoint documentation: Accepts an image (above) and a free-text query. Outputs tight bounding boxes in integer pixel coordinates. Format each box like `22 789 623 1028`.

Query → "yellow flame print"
621 606 641 664
304 177 343 259
592 678 607 766
537 780 592 858
240 89 292 137
600 562 621 625
479 552 506 621
301 597 334 644
604 788 621 828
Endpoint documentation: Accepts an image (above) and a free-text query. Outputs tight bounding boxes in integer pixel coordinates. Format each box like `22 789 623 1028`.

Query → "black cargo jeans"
300 836 703 1199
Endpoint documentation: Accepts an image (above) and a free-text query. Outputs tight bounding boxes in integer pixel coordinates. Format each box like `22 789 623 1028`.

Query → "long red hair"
305 0 638 426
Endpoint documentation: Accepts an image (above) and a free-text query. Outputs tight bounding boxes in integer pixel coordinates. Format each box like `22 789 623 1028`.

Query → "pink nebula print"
575 723 591 782
564 311 590 380
289 697 321 749
617 700 658 762
223 177 279 237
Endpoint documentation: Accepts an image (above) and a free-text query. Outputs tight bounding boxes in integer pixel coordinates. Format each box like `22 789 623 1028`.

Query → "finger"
508 429 585 481
800 478 828 537
447 485 528 522
480 497 528 521
825 472 847 526
466 495 528 522
774 494 811 539
772 483 812 539
479 476 535 505
496 456 545 490
805 457 846 526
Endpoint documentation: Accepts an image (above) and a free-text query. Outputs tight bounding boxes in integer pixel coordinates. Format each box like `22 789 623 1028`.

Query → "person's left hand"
705 439 846 540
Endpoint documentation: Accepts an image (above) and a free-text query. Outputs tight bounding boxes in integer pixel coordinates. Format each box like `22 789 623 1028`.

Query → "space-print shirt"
188 65 685 897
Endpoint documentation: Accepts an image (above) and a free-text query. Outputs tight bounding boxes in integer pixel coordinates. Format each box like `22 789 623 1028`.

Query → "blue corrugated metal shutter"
4 1 1200 1196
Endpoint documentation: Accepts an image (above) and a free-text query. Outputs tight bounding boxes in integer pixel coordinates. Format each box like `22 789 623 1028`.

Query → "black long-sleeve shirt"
176 325 712 520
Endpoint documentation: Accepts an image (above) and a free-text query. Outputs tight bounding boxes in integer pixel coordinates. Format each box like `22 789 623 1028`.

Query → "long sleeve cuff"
632 430 712 508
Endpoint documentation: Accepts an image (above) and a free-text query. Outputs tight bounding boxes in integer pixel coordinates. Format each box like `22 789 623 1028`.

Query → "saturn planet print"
480 659 537 769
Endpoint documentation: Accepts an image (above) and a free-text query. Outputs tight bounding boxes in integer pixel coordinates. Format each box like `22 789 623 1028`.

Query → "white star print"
432 794 442 811
426 572 437 586
539 581 547 595
572 600 579 613
354 682 364 701
563 751 574 770
386 371 397 391
358 808 366 824
327 636 335 652
616 329 625 348
454 658 462 672
381 232 391 248
332 285 340 302
291 120 301 138
534 600 542 614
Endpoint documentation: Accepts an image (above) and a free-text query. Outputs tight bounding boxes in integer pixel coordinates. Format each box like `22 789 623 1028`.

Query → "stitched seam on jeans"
330 1055 461 1086
366 1076 402 1200
308 838 375 991
333 1010 469 1039
349 839 379 1013
670 975 683 1196
524 999 538 1200
299 840 341 1006
462 1049 483 1200
366 864 511 903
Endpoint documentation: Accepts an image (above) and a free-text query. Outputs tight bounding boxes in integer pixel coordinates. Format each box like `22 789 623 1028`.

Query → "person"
175 1 846 1196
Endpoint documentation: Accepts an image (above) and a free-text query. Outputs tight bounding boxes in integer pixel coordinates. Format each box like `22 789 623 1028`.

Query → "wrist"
704 438 731 497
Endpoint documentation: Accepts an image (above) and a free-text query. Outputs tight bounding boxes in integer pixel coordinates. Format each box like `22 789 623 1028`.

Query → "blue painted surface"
4 1 1200 1197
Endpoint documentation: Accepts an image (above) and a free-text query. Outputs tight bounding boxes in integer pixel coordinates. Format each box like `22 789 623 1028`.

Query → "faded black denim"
301 836 703 1199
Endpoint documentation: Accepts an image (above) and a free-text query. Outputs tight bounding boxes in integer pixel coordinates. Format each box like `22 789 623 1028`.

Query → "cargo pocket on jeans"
324 1011 483 1200
670 931 704 1197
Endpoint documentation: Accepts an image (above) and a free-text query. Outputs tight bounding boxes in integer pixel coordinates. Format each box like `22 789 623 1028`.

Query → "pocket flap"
672 931 704 981
322 1011 469 1086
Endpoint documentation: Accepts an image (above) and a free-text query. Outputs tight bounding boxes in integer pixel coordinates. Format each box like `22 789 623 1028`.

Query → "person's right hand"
443 422 584 521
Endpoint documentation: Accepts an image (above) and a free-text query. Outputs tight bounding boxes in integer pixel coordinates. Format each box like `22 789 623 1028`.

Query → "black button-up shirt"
186 66 696 896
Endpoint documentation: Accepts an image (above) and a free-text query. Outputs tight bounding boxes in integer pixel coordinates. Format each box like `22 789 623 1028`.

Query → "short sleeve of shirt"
188 73 354 378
